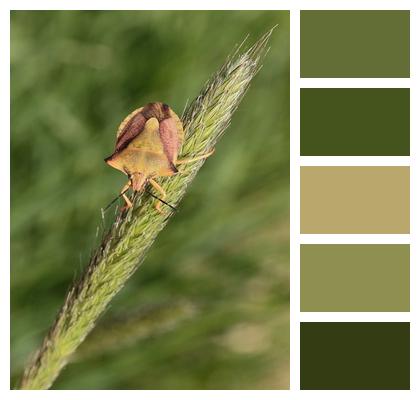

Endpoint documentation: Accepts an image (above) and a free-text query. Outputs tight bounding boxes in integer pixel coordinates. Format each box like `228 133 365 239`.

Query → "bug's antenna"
102 188 129 213
144 189 177 212
103 188 177 213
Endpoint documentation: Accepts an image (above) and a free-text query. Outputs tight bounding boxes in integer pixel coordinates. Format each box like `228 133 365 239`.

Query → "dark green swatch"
300 322 410 390
300 10 410 77
300 88 410 156
300 245 410 312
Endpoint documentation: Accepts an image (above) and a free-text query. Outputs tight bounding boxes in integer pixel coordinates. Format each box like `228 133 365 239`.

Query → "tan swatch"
300 166 410 233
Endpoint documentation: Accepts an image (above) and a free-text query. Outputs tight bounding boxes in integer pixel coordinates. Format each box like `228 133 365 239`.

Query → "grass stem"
18 28 274 390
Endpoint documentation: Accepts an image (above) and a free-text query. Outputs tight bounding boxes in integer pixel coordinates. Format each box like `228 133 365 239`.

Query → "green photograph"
11 10 290 389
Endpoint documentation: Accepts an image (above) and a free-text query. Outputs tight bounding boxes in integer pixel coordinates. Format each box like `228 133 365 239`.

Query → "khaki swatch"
300 167 410 234
301 244 410 312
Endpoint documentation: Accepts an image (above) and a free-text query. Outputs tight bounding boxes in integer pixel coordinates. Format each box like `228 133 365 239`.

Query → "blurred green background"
11 11 289 389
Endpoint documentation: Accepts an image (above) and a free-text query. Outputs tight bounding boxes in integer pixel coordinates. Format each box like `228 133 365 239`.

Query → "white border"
2 0 419 398
289 7 300 392
300 313 411 322
300 78 411 88
1 1 10 396
300 156 411 166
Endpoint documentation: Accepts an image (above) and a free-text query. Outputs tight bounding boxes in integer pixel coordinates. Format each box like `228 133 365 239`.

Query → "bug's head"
130 172 147 192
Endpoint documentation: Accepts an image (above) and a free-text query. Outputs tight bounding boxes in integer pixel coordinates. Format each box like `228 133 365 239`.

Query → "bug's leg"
120 181 133 210
176 148 215 165
149 178 167 214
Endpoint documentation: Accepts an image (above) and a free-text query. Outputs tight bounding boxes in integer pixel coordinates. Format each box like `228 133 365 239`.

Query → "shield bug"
105 102 213 212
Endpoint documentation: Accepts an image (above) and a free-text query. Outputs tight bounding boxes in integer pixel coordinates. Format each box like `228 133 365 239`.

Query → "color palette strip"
300 166 410 234
300 88 410 156
300 244 410 312
300 322 410 390
299 9 411 391
300 10 410 77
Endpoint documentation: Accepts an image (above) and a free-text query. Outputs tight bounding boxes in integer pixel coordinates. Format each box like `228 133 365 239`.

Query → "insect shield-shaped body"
105 102 183 212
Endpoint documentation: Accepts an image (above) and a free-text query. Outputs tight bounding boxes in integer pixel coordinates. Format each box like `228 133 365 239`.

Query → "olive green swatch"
300 167 410 234
300 10 410 77
300 322 410 389
300 89 410 156
300 244 410 312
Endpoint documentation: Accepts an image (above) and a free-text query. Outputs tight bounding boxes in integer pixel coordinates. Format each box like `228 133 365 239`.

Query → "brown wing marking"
159 117 180 166
141 102 171 122
116 107 143 137
114 110 147 153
